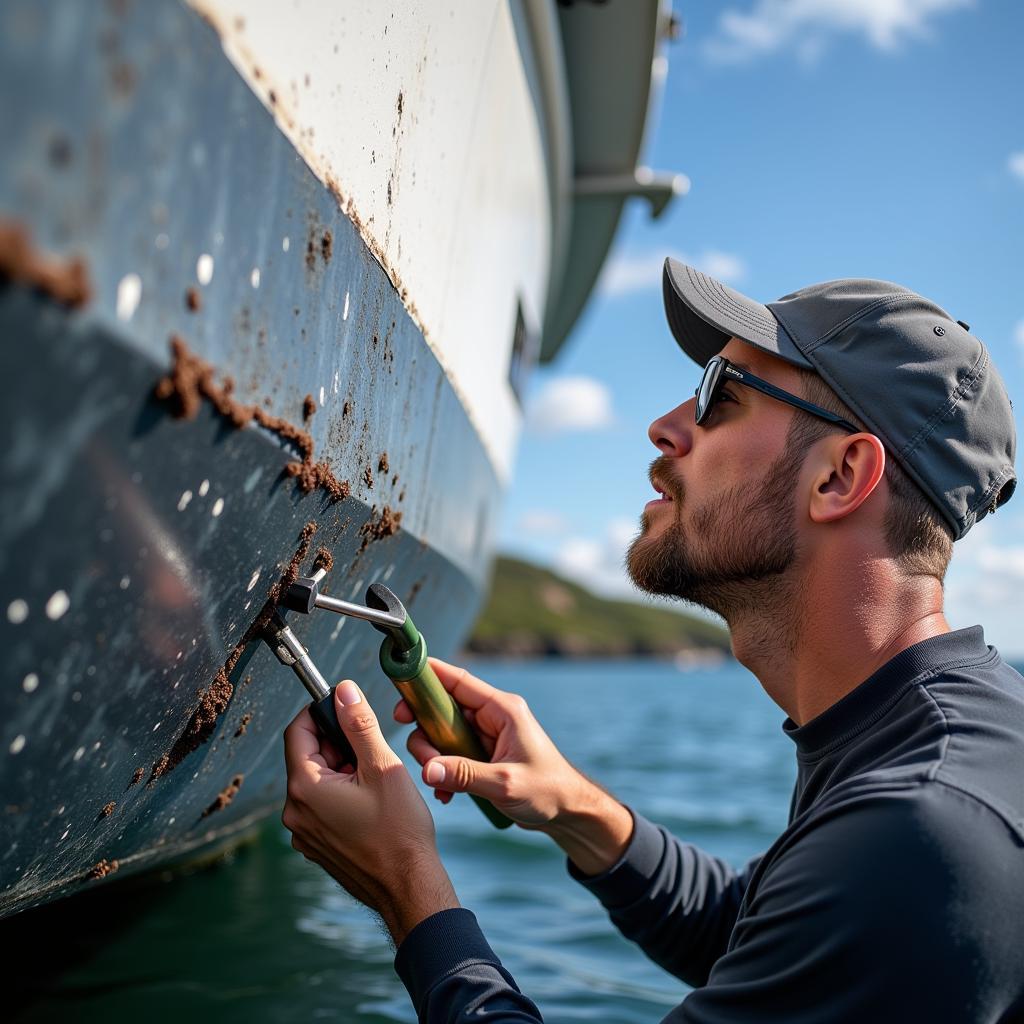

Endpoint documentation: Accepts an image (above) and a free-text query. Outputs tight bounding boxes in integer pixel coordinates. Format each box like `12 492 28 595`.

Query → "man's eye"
716 390 738 404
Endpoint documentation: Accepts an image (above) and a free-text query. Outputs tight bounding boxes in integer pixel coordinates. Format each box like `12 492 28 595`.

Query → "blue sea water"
12 659 797 1023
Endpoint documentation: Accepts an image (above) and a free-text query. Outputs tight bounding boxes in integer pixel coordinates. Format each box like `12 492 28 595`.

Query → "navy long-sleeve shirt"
394 627 1024 1022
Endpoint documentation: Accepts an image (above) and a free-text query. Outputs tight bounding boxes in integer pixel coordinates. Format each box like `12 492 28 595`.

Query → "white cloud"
518 510 567 536
704 0 973 65
697 250 747 282
556 538 605 578
946 551 1024 617
526 376 614 433
943 516 1024 656
554 517 641 598
600 247 747 297
1010 152 1024 182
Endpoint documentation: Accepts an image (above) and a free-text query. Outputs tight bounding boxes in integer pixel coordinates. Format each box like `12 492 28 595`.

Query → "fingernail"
425 761 445 785
337 680 362 706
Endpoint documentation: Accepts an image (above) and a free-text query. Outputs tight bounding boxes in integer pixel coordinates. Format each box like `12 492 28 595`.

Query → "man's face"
627 338 808 620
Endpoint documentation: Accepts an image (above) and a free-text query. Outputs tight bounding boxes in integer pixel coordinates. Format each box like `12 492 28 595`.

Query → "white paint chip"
177 490 193 511
319 385 325 406
211 497 225 517
332 370 339 394
198 479 210 497
45 590 70 621
7 599 28 624
73 746 85 761
282 236 290 252
246 570 261 592
119 576 131 590
60 828 70 842
152 721 161 732
250 267 261 288
196 253 214 285
22 673 39 693
116 273 142 321
342 290 350 320
10 735 26 755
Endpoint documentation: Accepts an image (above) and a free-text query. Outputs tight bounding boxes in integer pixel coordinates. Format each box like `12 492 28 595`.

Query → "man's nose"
648 399 695 457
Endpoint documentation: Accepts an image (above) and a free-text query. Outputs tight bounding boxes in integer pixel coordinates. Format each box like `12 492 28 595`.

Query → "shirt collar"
783 625 991 759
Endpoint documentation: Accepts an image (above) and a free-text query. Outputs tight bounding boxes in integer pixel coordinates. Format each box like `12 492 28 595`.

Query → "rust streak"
0 219 91 309
153 335 349 500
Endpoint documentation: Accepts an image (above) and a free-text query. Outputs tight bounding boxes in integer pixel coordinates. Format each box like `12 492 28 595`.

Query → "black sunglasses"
695 355 860 433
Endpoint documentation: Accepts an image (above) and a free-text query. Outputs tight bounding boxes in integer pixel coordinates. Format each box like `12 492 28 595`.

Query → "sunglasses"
695 355 860 433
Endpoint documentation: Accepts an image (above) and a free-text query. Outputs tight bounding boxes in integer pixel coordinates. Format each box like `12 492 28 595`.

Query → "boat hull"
1 0 498 917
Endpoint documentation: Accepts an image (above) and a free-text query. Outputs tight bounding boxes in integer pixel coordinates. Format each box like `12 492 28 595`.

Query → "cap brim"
662 259 811 369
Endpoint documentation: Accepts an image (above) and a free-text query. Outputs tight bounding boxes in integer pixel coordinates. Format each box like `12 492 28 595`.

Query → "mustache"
649 456 684 502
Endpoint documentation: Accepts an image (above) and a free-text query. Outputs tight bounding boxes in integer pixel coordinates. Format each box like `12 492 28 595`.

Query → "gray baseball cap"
662 258 1016 540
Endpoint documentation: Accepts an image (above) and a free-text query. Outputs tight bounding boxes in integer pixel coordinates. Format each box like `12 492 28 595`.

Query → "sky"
499 0 1024 656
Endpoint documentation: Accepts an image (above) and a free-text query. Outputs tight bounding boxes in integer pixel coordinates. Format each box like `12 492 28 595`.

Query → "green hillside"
466 556 731 659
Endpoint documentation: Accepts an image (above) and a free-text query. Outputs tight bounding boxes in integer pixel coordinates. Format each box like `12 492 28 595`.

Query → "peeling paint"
115 273 142 321
196 253 214 285
44 591 70 621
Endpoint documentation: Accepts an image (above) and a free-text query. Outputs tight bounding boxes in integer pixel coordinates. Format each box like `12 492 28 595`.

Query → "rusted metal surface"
0 0 497 917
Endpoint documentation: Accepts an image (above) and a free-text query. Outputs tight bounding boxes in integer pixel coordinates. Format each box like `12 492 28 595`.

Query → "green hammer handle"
379 638 514 830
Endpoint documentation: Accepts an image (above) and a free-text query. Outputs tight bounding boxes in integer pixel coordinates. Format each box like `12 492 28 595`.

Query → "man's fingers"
393 697 415 724
427 658 501 710
283 706 330 776
406 727 441 766
427 659 530 744
334 680 400 771
422 755 513 803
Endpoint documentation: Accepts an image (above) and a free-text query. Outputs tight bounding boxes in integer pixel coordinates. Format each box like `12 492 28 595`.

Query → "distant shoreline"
461 647 731 667
467 555 732 664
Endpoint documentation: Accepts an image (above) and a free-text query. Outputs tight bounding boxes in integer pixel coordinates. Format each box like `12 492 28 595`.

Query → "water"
11 659 797 1023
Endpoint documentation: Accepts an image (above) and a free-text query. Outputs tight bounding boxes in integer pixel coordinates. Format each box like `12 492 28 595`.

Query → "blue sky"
500 0 1024 656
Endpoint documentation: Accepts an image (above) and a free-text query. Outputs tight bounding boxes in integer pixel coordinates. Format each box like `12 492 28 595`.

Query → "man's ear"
807 433 886 525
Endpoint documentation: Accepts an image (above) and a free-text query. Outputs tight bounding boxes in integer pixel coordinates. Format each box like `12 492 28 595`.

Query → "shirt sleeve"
396 787 1009 1023
569 809 761 987
394 907 543 1023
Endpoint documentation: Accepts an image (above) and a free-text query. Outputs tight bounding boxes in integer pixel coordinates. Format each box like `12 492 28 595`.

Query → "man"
282 260 1024 1022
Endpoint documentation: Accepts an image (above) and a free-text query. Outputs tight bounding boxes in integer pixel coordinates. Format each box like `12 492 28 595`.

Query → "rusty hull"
0 0 498 917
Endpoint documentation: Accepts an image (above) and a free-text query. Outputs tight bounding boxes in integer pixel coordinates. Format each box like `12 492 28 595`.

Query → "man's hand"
396 659 634 876
282 680 459 946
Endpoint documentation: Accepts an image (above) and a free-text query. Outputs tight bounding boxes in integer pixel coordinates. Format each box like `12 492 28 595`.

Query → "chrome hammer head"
281 572 323 615
281 574 415 649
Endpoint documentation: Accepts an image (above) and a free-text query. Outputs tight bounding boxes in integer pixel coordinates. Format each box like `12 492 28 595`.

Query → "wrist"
543 776 633 877
379 862 460 948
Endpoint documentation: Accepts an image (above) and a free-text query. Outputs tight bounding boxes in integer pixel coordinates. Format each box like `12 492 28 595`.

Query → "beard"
626 448 804 622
